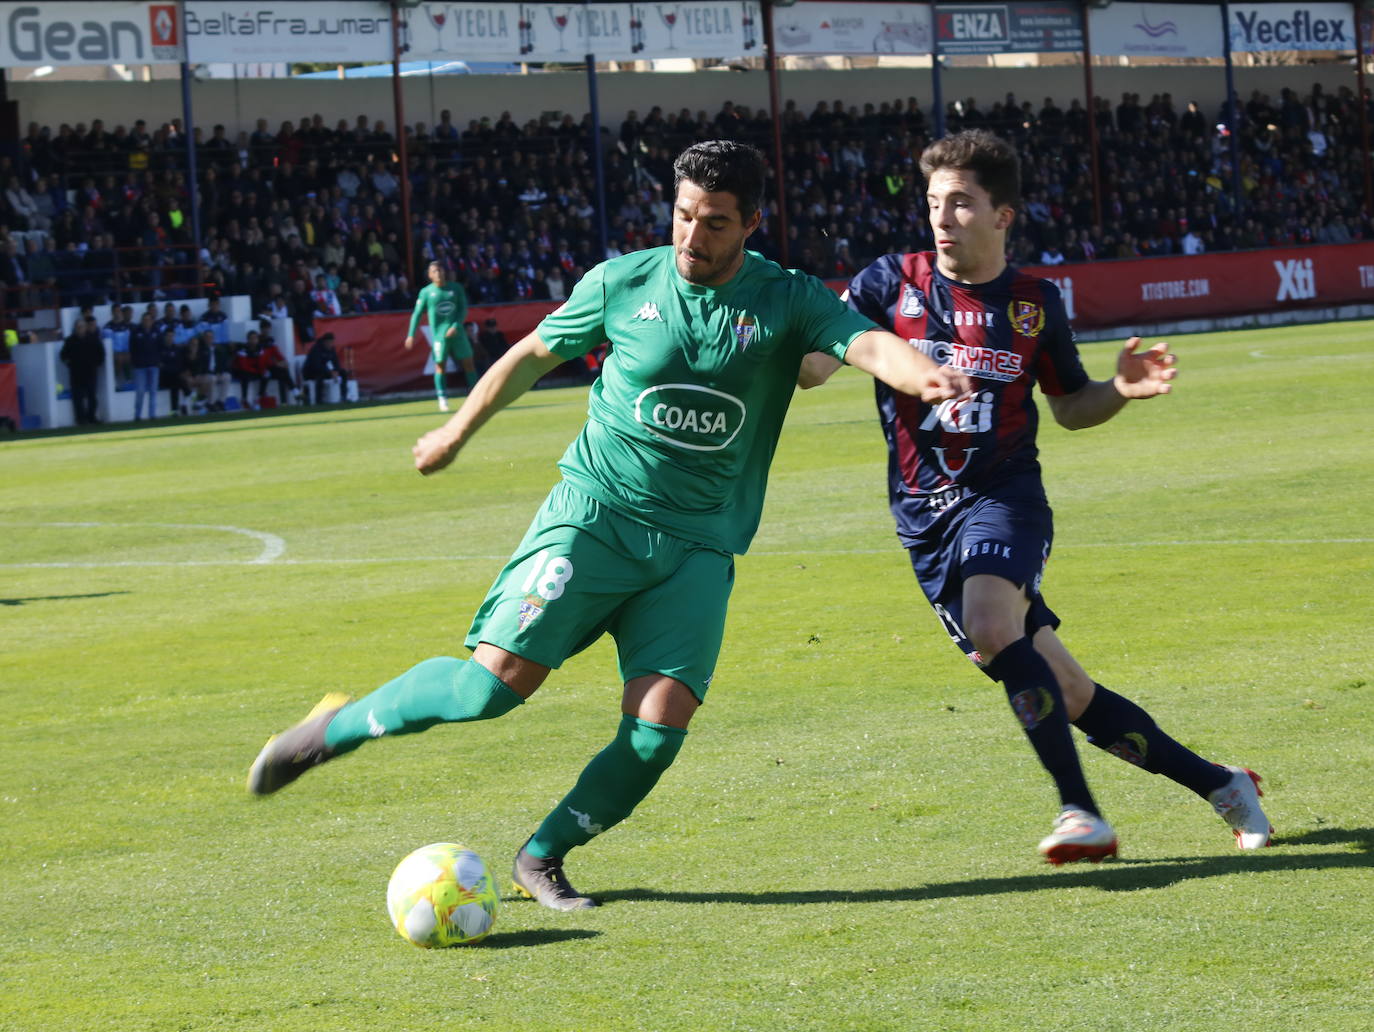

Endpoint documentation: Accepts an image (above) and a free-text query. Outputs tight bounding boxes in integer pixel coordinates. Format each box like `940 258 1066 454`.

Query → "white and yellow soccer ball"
386 842 500 947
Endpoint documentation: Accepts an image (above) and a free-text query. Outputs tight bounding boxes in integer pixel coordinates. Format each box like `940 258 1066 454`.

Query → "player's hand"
1113 336 1176 399
413 427 460 475
919 365 976 404
404 335 415 350
445 326 457 339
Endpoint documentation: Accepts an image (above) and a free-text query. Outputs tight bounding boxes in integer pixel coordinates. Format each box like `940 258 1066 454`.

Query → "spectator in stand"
287 278 316 345
256 333 297 405
197 296 231 344
130 309 161 420
231 331 263 407
158 328 192 415
310 274 342 318
301 331 350 404
188 329 233 411
103 303 134 386
61 315 105 425
172 305 200 348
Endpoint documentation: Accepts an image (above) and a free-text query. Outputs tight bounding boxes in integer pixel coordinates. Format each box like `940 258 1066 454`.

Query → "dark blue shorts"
905 488 1060 669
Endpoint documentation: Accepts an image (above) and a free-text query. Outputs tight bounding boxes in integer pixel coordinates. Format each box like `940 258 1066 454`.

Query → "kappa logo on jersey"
634 301 664 321
733 315 757 351
1008 299 1045 337
899 283 925 317
949 342 1024 382
635 383 746 452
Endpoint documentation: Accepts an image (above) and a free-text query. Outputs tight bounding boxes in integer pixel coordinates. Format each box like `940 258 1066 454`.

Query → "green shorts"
465 481 735 701
432 325 472 364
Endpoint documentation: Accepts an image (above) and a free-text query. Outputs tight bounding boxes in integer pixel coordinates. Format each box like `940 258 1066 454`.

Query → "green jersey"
537 246 875 554
408 282 468 338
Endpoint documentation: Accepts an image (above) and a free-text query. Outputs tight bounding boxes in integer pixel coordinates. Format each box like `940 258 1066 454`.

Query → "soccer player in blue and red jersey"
803 130 1272 863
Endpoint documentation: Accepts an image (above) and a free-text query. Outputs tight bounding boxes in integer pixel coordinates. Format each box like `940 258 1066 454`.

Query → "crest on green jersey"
733 315 757 351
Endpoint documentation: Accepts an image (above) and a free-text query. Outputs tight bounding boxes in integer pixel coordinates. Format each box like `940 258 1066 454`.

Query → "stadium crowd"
2 80 1371 324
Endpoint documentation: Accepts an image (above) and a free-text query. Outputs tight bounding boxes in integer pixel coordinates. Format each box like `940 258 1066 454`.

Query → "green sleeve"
789 270 877 362
407 287 427 337
536 263 607 359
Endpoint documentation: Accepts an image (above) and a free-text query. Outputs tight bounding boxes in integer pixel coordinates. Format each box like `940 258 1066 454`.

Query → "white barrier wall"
14 296 295 429
10 63 1357 140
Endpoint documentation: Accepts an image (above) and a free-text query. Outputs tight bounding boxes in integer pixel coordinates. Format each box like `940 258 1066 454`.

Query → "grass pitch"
3 320 1373 1031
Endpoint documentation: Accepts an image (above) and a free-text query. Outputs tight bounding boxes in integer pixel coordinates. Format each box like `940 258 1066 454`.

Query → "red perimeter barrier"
322 243 1374 394
1015 241 1374 330
0 363 18 427
315 301 561 395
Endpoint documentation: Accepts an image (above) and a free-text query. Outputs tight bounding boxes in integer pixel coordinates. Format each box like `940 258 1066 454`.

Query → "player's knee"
963 611 1022 659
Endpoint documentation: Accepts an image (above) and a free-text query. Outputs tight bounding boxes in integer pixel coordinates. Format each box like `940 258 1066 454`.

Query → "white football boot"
1038 808 1119 865
1208 765 1273 848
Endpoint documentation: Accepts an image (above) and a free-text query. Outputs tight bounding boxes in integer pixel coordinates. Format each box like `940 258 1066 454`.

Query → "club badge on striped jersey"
733 315 757 351
900 283 925 317
1008 299 1045 337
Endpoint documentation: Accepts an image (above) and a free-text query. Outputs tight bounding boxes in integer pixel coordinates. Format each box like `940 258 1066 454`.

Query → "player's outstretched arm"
844 329 971 402
412 331 565 475
1047 336 1177 431
797 352 843 389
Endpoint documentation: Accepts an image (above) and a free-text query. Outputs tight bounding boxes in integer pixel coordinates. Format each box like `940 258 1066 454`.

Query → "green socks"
434 370 446 398
526 715 687 859
464 369 479 389
324 657 522 755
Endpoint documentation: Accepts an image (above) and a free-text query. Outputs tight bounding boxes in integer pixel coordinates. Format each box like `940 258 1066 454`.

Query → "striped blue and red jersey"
846 251 1089 541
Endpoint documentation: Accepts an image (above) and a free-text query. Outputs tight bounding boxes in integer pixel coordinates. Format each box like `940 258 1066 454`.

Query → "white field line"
0 522 1369 570
7 522 286 567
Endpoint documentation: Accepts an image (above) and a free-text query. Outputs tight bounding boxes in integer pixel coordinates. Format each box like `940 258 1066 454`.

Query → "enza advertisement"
0 1 182 66
935 2 1082 54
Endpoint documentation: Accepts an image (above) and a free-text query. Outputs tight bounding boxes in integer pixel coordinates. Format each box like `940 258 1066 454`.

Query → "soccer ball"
386 842 500 947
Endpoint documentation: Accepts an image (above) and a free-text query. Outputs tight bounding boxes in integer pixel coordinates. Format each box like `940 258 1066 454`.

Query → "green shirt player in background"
248 141 966 911
406 260 473 411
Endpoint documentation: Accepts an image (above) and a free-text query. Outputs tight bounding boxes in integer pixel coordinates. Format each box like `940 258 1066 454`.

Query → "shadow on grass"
0 590 131 606
597 827 1374 906
476 927 601 949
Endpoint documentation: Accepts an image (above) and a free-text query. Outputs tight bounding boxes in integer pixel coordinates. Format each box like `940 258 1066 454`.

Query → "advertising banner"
0 1 182 67
1018 243 1374 330
1227 3 1356 52
401 1 760 63
773 2 931 56
184 1 392 63
1088 2 1223 59
935 2 1082 55
0 363 18 429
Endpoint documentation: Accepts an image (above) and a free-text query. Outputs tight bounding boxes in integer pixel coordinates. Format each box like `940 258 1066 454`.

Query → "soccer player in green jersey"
406 260 473 412
248 141 966 912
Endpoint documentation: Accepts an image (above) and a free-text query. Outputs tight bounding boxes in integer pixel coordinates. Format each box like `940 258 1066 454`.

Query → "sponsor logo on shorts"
517 593 545 630
962 540 1012 560
635 383 746 452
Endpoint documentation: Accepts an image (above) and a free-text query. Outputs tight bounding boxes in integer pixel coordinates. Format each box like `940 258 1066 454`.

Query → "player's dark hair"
920 130 1021 210
672 140 766 220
